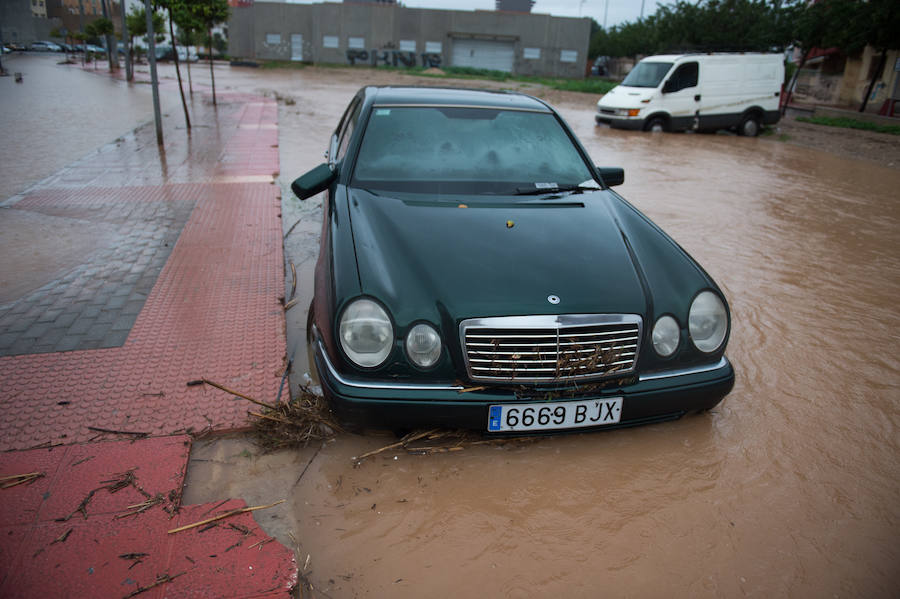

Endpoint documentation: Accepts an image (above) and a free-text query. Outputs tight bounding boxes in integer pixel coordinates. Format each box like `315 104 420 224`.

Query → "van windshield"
621 61 673 88
351 106 594 194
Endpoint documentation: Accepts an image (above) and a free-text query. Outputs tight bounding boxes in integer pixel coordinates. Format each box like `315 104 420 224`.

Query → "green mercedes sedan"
291 86 734 434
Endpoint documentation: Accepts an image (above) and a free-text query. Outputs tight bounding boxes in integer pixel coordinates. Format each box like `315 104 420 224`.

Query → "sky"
284 1 665 29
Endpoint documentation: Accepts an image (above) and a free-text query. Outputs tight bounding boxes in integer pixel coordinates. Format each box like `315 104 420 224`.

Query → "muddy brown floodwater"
152 66 899 598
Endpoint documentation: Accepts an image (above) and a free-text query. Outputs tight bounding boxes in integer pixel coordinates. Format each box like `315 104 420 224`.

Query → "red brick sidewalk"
0 96 284 450
0 83 295 596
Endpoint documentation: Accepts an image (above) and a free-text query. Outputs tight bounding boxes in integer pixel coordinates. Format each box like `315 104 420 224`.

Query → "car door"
658 61 699 131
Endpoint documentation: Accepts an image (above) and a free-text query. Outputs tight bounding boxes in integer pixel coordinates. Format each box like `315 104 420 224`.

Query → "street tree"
177 0 229 105
856 0 900 112
154 0 191 130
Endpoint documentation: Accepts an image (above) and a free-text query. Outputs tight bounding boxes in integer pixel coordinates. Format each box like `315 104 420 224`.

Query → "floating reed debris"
167 500 285 534
353 429 540 464
1 472 45 489
248 386 341 451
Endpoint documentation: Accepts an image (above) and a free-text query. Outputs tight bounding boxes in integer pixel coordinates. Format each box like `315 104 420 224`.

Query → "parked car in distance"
74 44 106 54
292 86 735 434
30 41 62 52
5 42 27 52
154 45 199 62
596 53 784 136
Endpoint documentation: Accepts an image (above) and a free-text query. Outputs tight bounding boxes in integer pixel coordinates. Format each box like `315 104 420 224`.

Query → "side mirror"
291 163 337 200
597 166 624 187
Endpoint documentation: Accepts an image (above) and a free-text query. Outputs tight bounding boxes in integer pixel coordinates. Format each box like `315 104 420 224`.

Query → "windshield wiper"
513 184 599 196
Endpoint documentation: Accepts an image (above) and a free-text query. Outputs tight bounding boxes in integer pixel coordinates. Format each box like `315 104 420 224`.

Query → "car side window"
336 99 362 163
667 62 699 92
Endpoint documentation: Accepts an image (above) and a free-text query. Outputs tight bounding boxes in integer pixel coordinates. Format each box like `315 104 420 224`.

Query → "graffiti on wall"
347 49 442 69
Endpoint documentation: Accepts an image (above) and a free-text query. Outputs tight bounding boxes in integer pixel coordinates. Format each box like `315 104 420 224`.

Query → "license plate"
487 398 623 432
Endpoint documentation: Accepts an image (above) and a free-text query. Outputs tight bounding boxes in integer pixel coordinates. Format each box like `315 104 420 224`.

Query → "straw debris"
353 429 540 465
1 472 45 489
249 386 341 451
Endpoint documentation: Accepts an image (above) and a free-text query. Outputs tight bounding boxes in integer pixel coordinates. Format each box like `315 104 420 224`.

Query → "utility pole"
641 0 646 20
603 0 609 29
145 0 163 146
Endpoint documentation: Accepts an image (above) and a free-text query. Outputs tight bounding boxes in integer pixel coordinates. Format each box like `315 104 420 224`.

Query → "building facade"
228 1 590 78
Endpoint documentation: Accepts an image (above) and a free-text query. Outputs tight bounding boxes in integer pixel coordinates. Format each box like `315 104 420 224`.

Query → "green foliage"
126 6 166 43
591 0 803 58
796 116 900 135
90 17 115 37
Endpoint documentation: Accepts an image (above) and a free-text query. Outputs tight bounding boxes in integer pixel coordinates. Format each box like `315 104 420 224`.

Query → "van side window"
667 62 699 92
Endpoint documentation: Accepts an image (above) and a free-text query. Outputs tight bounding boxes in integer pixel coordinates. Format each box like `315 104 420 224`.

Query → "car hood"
597 86 656 110
346 189 653 326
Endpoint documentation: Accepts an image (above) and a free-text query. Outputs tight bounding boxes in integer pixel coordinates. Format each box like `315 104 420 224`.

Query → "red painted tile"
0 446 68 526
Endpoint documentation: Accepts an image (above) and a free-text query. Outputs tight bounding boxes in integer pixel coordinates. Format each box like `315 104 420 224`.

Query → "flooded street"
3 58 896 597
186 67 900 597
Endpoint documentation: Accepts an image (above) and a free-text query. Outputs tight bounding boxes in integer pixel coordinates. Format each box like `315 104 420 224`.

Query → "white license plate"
487 397 623 432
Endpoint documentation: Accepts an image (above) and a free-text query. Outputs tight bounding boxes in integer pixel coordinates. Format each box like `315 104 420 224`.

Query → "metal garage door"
452 39 515 73
291 34 303 61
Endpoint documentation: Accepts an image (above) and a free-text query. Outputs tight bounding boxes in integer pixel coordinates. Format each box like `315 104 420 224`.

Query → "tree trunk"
121 0 131 81
186 55 192 95
859 50 887 113
781 49 809 116
168 9 191 130
208 26 216 106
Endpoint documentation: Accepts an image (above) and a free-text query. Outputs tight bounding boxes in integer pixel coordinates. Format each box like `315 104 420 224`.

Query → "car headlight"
652 315 680 357
339 298 393 367
689 291 728 353
405 323 442 368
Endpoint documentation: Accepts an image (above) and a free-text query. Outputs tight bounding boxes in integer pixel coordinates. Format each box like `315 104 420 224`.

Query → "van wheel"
644 117 666 133
738 114 760 137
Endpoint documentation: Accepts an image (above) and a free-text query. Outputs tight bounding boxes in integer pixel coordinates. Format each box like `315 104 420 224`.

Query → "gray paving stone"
67 318 96 336
37 309 64 323
55 336 82 352
84 323 109 341
23 322 51 339
103 330 130 346
0 193 195 357
0 332 20 349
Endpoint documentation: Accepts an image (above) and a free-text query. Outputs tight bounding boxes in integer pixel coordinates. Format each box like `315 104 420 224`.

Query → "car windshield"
621 61 673 88
351 106 595 194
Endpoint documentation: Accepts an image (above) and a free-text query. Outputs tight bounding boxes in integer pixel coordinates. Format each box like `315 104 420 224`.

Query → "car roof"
368 86 551 112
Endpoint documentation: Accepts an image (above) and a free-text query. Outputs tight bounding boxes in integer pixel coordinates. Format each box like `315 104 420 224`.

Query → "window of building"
523 47 540 60
425 41 442 54
323 35 339 49
399 40 416 52
560 50 577 63
348 37 365 49
266 33 281 45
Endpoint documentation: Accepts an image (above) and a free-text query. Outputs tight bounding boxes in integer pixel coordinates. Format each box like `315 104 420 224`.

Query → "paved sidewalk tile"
0 436 296 598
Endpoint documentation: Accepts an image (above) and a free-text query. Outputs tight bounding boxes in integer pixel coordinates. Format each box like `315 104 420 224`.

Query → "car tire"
644 117 666 133
738 114 761 137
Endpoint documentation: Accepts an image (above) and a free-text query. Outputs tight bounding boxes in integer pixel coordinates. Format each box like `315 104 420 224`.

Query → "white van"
595 53 784 136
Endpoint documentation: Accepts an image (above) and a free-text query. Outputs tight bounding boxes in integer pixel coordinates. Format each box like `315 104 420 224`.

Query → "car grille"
600 109 616 115
460 314 642 383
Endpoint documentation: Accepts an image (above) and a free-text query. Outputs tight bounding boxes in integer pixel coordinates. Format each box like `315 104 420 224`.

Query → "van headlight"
405 323 442 368
339 298 393 367
689 291 728 353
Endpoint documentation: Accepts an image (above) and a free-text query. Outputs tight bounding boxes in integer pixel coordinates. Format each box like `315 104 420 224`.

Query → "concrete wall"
1 0 61 45
228 1 590 78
